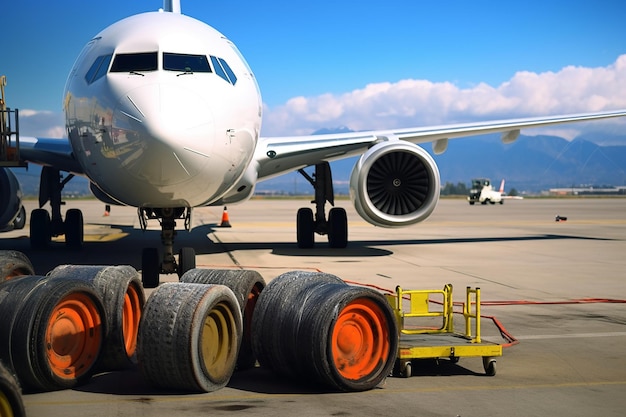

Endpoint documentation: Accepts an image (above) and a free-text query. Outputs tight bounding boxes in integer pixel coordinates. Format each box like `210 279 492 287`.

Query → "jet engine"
349 141 440 228
0 168 25 230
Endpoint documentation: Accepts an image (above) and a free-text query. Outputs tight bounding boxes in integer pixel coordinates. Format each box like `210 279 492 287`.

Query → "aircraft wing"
18 136 84 174
255 109 626 180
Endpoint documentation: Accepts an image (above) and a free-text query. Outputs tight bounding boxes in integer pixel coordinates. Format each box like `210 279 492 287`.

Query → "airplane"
1 0 625 287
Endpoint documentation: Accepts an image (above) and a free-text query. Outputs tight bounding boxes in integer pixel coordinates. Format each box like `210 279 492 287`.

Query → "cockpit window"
210 56 237 85
163 53 211 73
85 54 112 84
110 52 158 72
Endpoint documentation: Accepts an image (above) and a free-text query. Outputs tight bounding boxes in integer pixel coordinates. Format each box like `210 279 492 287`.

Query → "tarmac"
1 197 625 417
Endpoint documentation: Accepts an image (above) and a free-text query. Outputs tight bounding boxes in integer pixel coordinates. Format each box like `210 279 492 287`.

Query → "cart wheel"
449 356 460 364
483 357 496 376
402 362 412 378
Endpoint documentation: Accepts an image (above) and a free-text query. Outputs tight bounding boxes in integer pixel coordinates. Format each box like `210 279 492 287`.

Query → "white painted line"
516 332 626 340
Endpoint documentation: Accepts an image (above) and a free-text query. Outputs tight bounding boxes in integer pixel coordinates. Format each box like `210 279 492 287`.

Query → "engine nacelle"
350 141 440 228
0 168 25 230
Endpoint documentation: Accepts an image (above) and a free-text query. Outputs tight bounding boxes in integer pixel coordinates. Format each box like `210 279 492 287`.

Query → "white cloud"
17 109 65 138
262 55 626 139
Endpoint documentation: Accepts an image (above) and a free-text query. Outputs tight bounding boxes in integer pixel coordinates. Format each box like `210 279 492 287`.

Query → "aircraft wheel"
138 283 242 392
47 265 145 371
64 209 84 249
296 207 314 248
181 268 266 370
0 250 34 283
141 248 160 288
177 247 196 278
328 207 348 248
30 209 51 249
0 360 25 417
10 278 105 391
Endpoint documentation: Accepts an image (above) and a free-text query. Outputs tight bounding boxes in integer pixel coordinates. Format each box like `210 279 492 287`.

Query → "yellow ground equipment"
1 75 24 167
387 284 502 378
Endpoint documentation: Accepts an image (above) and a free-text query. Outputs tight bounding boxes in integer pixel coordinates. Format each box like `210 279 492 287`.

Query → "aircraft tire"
137 283 242 392
0 250 34 283
180 268 266 370
298 284 398 391
64 209 84 249
177 247 196 278
250 271 344 378
47 265 145 371
141 248 160 288
296 207 314 248
0 361 25 417
328 207 348 248
0 276 48 373
251 270 397 391
10 278 105 391
30 209 51 249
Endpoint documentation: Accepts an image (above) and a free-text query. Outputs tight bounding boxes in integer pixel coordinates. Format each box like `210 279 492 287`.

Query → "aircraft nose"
113 83 215 185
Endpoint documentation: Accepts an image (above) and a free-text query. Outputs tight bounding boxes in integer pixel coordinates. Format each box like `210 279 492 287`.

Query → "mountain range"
9 132 626 197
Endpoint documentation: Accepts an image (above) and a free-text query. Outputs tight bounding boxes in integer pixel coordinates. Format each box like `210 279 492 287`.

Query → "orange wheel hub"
331 298 390 380
45 293 102 379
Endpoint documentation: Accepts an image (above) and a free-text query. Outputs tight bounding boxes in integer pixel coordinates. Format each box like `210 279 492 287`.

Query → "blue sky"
3 0 626 140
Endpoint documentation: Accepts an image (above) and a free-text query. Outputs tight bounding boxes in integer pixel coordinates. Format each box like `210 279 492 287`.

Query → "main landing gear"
296 162 348 249
30 167 84 250
138 207 196 288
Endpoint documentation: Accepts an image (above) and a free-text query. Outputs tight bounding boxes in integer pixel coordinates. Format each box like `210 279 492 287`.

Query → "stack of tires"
0 251 145 393
251 270 398 391
1 250 398 395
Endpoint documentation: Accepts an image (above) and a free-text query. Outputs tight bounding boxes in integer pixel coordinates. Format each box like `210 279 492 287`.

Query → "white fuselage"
64 11 262 208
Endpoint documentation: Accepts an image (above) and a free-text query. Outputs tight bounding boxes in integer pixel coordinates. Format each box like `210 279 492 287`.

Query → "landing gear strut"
296 162 348 249
30 167 83 249
139 207 196 288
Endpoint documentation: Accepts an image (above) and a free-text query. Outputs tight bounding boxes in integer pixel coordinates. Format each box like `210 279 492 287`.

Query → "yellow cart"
387 284 502 378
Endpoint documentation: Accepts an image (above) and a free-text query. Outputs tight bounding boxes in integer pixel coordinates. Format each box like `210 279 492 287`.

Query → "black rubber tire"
251 271 344 378
10 278 105 391
177 247 196 278
328 207 348 248
296 207 314 248
180 268 266 370
64 208 84 250
30 209 51 249
0 361 25 417
297 285 398 391
252 271 398 391
0 276 48 372
483 357 497 376
47 265 145 371
0 250 35 283
137 283 242 392
141 248 160 288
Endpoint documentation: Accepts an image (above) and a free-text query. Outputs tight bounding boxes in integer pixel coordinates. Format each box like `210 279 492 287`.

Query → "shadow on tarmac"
0 220 612 276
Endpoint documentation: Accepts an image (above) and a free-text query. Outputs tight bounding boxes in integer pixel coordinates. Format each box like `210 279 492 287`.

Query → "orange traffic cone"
219 206 232 227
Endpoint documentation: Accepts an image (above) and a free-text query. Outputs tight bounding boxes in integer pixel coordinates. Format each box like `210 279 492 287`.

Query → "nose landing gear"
139 207 196 288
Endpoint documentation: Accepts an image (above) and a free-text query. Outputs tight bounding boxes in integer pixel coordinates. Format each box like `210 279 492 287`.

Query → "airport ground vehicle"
468 178 504 205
